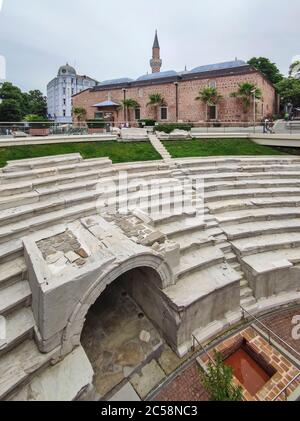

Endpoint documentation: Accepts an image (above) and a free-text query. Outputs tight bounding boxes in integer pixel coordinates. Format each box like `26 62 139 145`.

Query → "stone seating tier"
1 153 300 400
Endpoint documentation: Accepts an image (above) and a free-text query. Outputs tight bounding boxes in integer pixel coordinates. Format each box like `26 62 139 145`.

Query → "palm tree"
121 98 140 124
195 87 223 121
289 61 300 77
147 93 165 121
230 83 262 118
73 107 87 126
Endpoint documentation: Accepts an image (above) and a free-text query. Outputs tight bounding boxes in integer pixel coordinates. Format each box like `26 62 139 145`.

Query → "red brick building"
72 33 277 125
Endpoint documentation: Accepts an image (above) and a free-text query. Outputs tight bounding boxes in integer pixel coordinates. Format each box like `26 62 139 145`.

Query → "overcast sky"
0 0 299 94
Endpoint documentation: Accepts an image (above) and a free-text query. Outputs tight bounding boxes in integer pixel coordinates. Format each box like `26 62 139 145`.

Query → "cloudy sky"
0 0 299 94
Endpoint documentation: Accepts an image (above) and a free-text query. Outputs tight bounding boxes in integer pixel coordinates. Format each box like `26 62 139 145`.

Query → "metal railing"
241 306 300 401
1 120 300 138
192 334 216 366
272 372 300 401
240 306 300 359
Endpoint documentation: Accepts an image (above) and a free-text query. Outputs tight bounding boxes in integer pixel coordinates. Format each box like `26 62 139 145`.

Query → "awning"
93 100 120 108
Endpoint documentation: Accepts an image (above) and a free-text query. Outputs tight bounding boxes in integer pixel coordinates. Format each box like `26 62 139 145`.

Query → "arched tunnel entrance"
80 267 166 398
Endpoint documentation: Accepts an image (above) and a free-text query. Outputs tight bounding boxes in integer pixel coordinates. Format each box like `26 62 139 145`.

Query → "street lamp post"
251 88 257 133
122 88 127 124
174 82 179 122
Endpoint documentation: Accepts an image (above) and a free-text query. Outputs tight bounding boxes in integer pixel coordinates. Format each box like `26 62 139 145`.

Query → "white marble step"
202 171 300 183
0 179 182 228
240 279 248 288
0 202 98 244
0 200 66 227
184 164 300 176
231 232 300 257
169 231 214 252
0 239 23 264
0 257 27 289
216 207 300 225
166 262 241 309
176 156 300 167
0 308 35 357
0 174 175 212
175 246 225 278
225 252 237 263
241 296 257 308
155 215 206 237
240 287 253 299
0 167 172 198
205 187 300 203
208 196 300 214
224 218 300 241
0 158 112 185
4 154 83 172
0 339 55 400
241 246 300 275
0 281 31 316
204 179 300 193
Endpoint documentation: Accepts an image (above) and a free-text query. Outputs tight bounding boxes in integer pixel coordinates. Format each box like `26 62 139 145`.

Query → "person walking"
263 117 269 134
268 118 275 134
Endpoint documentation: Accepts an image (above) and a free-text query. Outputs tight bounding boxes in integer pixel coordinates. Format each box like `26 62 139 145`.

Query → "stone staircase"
149 134 172 164
175 155 300 312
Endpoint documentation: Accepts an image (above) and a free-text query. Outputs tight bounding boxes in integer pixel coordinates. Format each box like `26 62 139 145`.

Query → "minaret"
150 30 162 73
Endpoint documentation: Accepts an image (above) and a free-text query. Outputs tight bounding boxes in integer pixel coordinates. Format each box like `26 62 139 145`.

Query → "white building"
47 64 98 123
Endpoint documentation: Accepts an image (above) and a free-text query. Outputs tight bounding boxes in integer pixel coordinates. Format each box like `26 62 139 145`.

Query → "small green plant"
138 119 156 127
86 119 105 129
155 123 193 133
24 114 52 128
200 352 243 401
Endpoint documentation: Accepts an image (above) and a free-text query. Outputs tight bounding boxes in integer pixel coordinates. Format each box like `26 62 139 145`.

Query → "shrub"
155 123 193 134
138 119 156 127
199 352 243 401
86 119 106 129
24 114 53 129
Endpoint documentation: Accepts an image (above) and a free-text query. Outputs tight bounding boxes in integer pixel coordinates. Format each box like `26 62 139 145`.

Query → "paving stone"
130 360 166 399
109 382 141 401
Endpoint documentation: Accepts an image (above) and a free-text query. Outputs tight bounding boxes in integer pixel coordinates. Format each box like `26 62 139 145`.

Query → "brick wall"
72 69 276 125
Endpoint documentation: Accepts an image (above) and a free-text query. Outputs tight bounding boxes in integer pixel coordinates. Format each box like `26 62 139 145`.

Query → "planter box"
29 128 50 137
88 128 104 135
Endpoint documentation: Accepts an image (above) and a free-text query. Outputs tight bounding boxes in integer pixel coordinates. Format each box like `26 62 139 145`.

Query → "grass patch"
163 138 287 158
0 141 161 168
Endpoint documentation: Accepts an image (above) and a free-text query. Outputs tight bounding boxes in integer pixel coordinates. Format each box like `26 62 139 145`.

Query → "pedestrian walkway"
148 134 172 164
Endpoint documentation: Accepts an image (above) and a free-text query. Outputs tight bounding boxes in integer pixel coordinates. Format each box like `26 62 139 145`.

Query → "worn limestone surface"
1 153 300 400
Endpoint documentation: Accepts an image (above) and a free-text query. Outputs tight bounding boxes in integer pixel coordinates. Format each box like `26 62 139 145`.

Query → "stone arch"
61 253 173 356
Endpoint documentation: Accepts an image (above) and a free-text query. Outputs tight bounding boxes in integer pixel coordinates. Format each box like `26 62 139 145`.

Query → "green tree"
200 352 243 401
0 82 47 121
147 93 165 121
73 107 87 125
248 57 283 85
276 77 300 108
26 90 47 117
121 98 140 123
289 61 300 77
196 87 223 105
0 82 23 102
0 99 22 121
231 82 262 118
195 87 223 121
